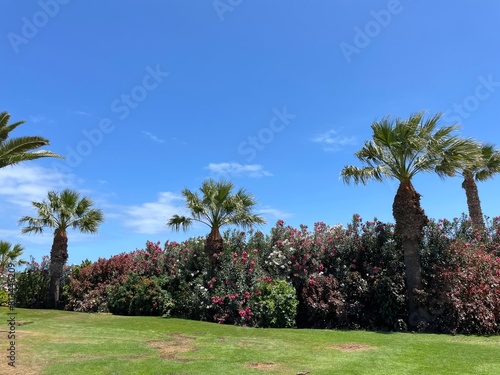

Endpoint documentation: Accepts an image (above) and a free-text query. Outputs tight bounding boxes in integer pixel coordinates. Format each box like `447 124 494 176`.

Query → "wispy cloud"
73 110 92 117
142 131 165 143
0 164 72 209
258 207 293 220
171 137 187 145
312 129 357 152
121 192 186 234
29 114 46 123
206 162 272 178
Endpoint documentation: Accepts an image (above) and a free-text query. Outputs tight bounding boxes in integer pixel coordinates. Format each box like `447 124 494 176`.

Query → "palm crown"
19 189 104 235
458 143 500 228
462 144 500 181
341 112 476 185
0 241 27 272
167 179 266 232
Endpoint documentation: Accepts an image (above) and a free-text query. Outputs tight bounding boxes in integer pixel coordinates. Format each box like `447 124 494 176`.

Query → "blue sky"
1 0 499 266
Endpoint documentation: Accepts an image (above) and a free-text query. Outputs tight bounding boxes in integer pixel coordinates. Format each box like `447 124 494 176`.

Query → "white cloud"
121 192 187 234
0 164 73 208
258 207 293 219
29 114 46 123
206 162 272 178
312 129 357 151
0 164 76 247
73 110 92 117
142 131 165 143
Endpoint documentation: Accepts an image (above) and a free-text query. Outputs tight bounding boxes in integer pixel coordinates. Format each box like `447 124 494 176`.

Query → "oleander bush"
65 252 135 312
425 238 500 334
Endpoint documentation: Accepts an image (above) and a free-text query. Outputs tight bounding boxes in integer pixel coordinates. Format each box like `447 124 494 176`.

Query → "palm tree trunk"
205 227 223 269
462 173 485 229
392 181 428 329
48 229 68 309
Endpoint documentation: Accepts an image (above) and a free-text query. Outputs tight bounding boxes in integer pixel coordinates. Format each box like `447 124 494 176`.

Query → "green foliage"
0 289 8 306
254 279 298 328
0 110 62 168
15 256 50 308
0 240 27 272
107 273 173 316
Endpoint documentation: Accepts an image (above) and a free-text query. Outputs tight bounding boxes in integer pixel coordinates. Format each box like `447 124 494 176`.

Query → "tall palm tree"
167 179 266 267
459 143 500 229
341 112 474 327
19 189 104 308
0 241 27 273
0 111 62 168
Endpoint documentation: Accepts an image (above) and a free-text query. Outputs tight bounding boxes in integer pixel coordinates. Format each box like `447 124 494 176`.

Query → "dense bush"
15 256 51 308
268 217 407 330
426 239 500 334
65 253 134 312
208 237 265 326
254 278 298 328
108 272 173 316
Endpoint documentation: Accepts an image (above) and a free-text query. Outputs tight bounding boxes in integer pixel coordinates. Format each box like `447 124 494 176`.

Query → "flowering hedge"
27 214 500 334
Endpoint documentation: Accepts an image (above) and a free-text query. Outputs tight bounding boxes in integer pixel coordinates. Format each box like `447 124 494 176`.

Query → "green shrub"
15 256 50 308
0 289 8 307
107 272 173 316
254 279 298 328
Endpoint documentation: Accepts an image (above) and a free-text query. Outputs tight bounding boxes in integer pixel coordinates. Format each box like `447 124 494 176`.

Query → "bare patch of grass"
329 343 377 352
148 333 197 362
246 362 276 370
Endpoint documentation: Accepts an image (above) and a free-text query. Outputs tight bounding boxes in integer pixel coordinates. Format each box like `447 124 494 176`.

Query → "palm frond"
166 215 193 232
0 112 63 168
342 112 469 186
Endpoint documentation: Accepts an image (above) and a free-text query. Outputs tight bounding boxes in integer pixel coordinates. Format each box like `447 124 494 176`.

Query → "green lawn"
1 308 499 375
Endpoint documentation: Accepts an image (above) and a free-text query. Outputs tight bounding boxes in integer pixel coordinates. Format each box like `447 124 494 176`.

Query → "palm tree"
0 111 62 168
19 189 104 308
459 143 500 229
341 112 474 327
167 179 266 267
0 241 27 273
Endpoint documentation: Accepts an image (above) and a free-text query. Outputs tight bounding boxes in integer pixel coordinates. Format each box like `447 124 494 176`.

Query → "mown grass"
1 307 499 375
